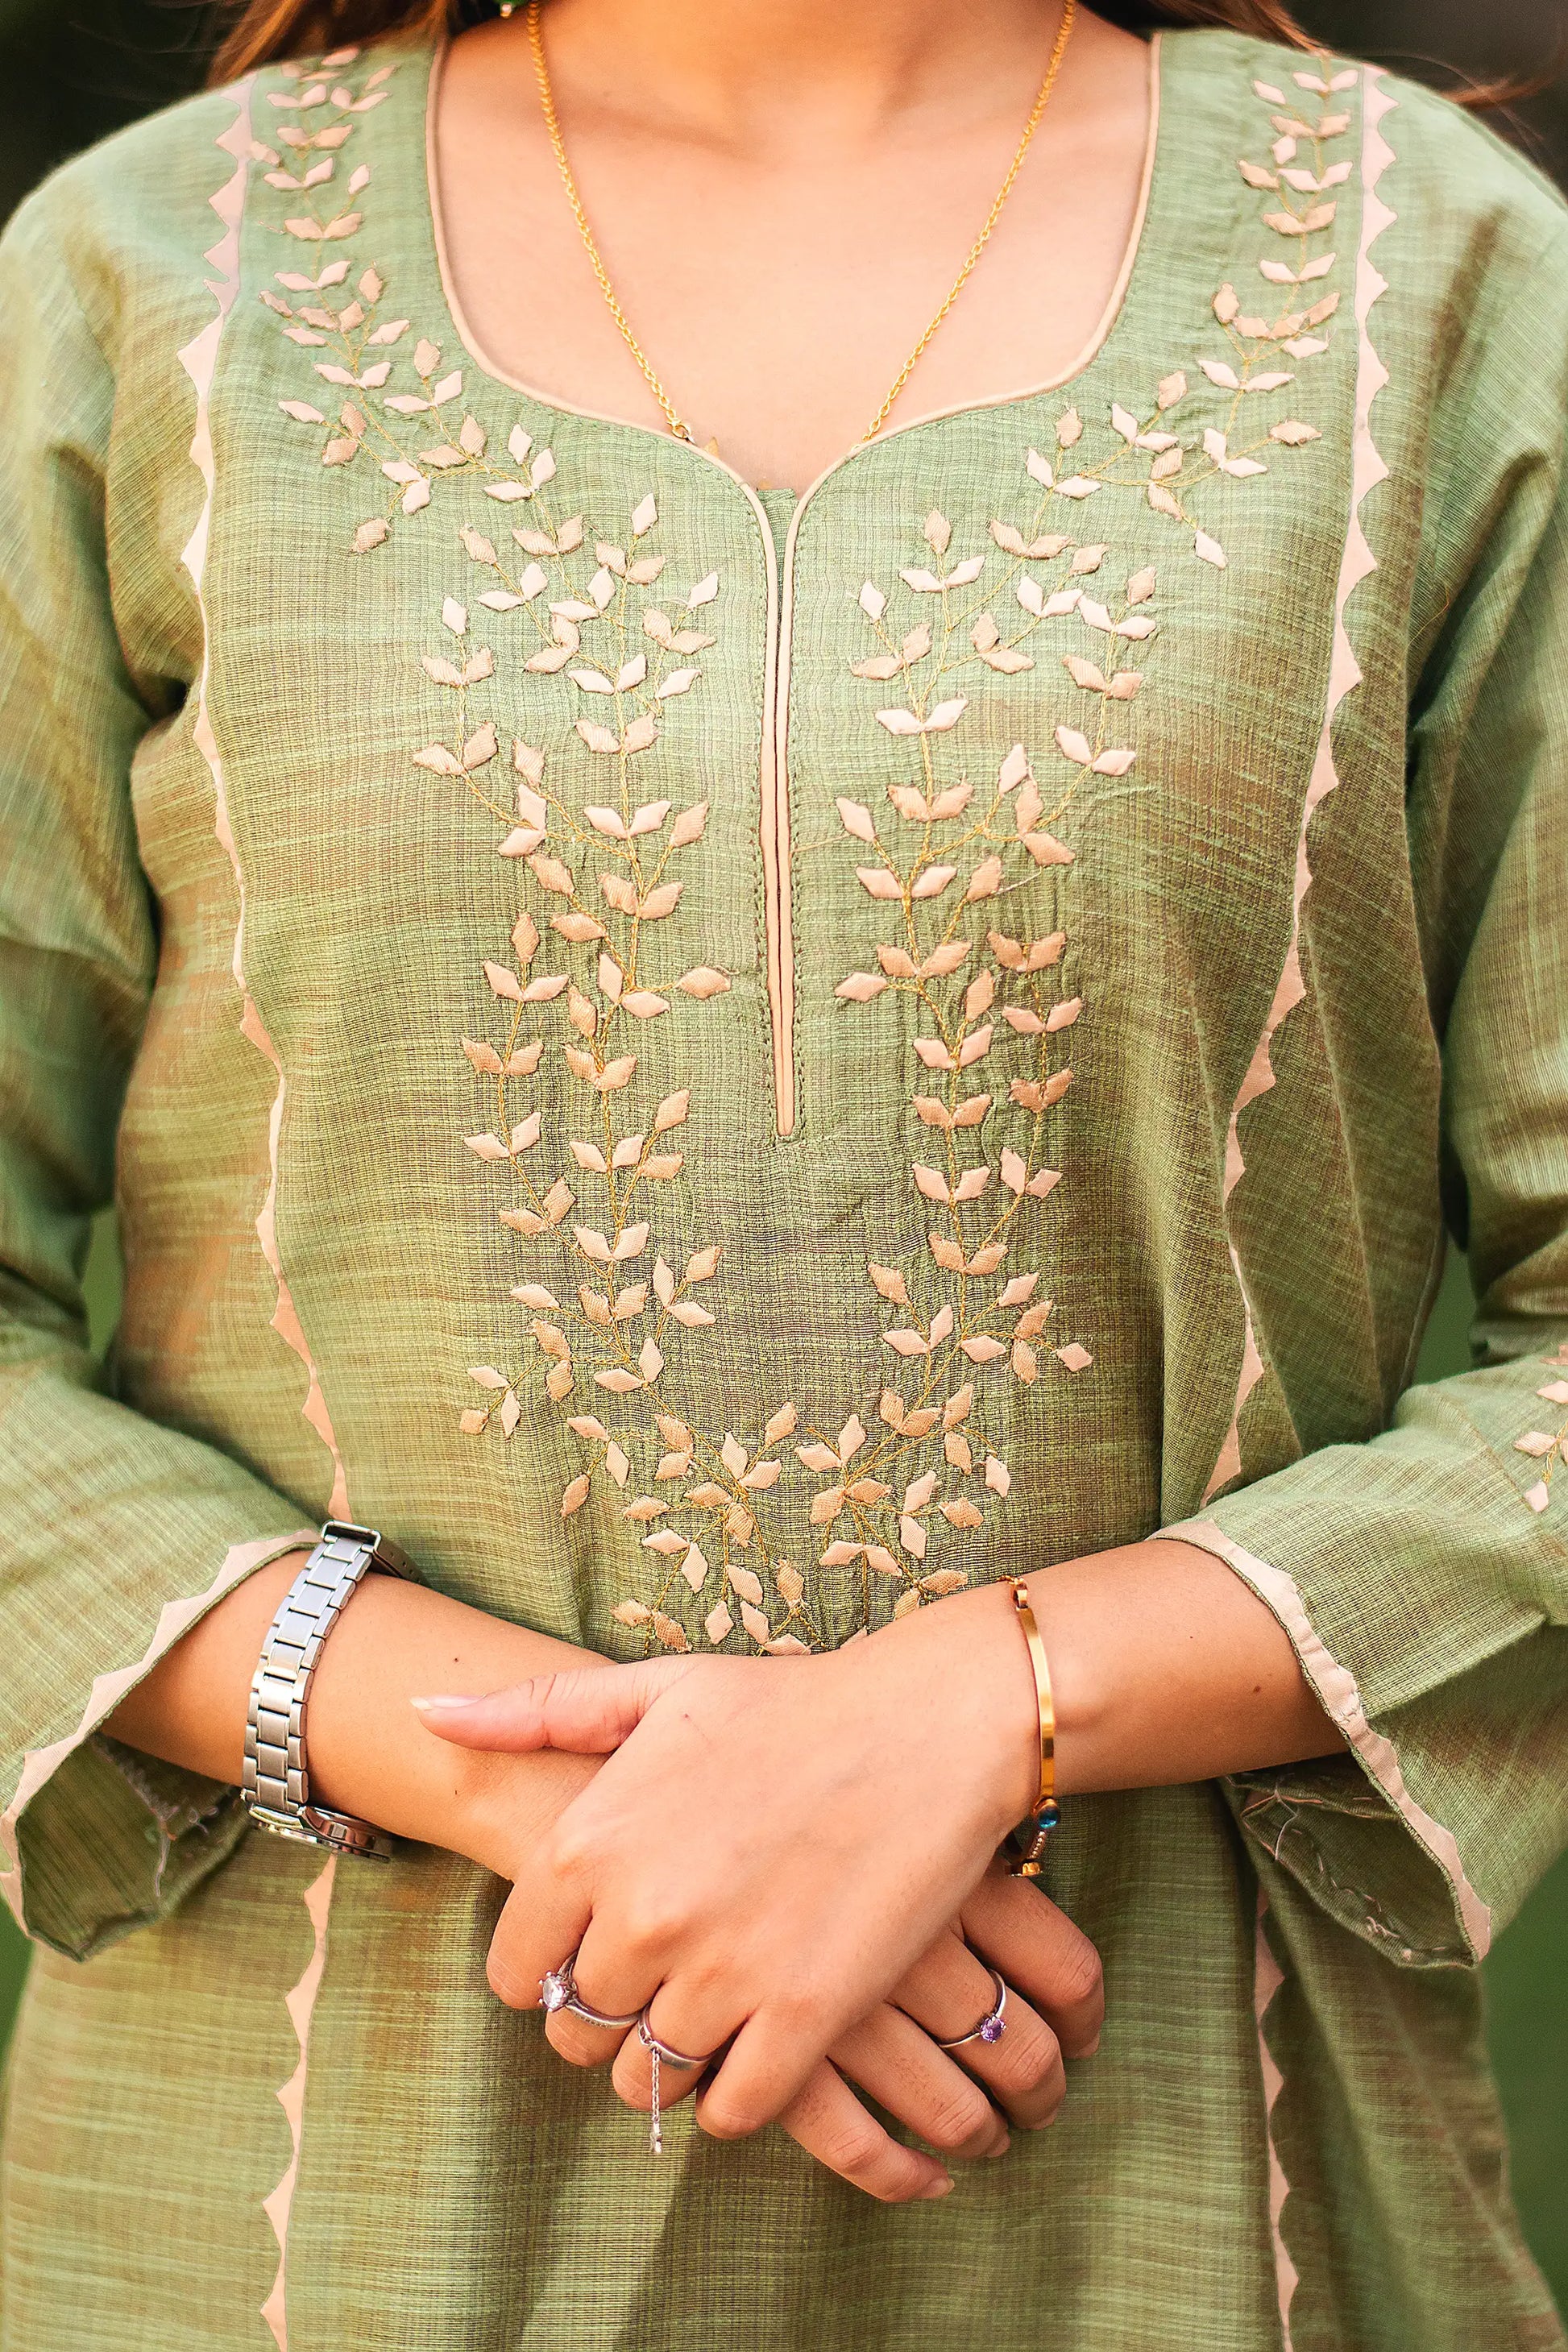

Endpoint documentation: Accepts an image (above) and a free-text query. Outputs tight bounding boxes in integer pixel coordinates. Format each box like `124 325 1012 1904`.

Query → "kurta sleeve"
0 185 314 1960
1170 247 1568 1971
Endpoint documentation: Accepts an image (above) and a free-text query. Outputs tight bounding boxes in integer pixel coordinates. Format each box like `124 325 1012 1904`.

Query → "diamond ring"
538 1954 640 2032
935 1966 1008 2051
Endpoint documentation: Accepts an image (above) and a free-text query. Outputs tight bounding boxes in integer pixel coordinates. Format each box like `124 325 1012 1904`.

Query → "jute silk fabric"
1 27 1566 2350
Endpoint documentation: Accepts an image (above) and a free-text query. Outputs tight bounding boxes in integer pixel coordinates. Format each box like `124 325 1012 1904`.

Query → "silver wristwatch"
243 1520 413 1861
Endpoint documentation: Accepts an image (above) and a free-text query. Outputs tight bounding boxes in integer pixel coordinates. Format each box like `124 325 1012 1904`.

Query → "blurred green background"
0 0 1563 2307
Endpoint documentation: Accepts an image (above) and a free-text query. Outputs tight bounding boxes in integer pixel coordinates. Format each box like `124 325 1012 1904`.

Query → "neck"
529 0 1072 151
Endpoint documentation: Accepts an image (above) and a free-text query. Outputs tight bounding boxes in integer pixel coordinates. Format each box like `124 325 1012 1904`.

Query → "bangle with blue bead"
1005 1576 1060 1877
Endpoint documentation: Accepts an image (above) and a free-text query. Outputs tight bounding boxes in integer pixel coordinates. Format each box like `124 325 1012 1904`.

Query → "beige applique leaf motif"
680 1544 709 1594
875 698 968 738
728 1560 765 1608
703 1600 734 1645
676 967 731 998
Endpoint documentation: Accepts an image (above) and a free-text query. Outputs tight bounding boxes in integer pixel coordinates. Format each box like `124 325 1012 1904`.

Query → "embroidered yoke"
2 29 1567 2352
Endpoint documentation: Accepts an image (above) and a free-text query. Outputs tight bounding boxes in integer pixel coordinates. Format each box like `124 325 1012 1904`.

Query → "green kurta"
2 25 1567 2349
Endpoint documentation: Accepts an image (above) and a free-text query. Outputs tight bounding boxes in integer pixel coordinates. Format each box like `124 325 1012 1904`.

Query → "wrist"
862 1579 1047 1842
453 1743 601 1881
299 1567 606 1869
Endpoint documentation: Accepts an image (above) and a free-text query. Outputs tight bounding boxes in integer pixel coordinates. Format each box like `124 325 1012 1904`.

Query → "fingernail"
919 2173 955 2200
1081 2034 1101 2058
986 2134 1011 2159
410 1694 482 1711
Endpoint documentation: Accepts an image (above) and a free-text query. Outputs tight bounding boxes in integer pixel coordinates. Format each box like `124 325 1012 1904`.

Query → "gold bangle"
1006 1576 1060 1878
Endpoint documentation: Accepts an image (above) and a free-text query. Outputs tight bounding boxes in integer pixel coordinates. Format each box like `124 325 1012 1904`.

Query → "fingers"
830 2003 1010 2164
891 1932 1064 2131
760 2061 956 2205
607 1963 738 2119
960 1868 1105 2059
483 1871 594 2014
542 2005 635 2071
412 1658 695 1754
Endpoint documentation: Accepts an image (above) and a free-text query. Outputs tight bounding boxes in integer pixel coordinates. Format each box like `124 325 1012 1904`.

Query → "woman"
1 0 1564 2340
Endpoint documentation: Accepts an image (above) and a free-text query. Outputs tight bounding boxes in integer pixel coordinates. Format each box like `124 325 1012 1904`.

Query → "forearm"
1027 1536 1343 1798
105 1551 600 1873
814 1537 1343 1831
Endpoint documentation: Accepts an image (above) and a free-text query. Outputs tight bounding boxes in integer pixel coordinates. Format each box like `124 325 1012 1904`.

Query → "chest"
428 26 1156 489
143 39 1404 1176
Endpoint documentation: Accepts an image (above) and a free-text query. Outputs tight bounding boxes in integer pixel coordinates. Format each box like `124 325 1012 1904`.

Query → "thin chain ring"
524 0 1079 450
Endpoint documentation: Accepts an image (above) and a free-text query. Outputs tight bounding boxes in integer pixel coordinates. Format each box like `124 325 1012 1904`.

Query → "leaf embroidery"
284 39 1352 1641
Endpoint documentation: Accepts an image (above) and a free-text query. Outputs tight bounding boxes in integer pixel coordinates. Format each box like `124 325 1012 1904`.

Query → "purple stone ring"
935 1967 1009 2054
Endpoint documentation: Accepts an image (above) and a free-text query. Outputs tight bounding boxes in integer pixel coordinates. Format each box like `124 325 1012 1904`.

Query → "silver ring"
539 1956 640 2032
935 1966 1008 2051
636 2009 714 2070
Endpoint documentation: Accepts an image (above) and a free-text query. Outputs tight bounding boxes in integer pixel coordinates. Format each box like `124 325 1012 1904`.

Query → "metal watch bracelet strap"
243 1520 413 1861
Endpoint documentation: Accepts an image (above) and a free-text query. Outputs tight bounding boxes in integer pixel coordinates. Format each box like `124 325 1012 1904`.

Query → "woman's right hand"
540 1861 1103 2202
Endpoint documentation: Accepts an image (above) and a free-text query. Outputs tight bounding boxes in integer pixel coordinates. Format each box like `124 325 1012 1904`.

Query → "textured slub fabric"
2 27 1566 2350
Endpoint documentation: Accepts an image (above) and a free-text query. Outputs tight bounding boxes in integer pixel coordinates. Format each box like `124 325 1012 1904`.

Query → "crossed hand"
417 1611 1101 2202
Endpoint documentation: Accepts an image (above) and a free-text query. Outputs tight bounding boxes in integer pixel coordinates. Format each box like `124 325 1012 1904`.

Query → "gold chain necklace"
524 0 1078 451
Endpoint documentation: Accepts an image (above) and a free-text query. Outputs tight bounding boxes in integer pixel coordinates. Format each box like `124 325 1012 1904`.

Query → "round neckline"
416 27 1170 508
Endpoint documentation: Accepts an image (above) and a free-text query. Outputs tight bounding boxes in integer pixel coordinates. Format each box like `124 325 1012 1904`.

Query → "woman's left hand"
416 1582 1043 2140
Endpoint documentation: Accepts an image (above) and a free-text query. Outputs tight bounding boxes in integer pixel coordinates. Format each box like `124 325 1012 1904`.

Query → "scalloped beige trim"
260 1856 338 2350
1203 65 1397 1504
181 68 351 2352
180 73 351 1518
1253 1895 1300 2348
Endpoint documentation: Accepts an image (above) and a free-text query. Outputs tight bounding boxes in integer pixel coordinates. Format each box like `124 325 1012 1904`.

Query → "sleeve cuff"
2 1525 316 1958
1165 1516 1493 1967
